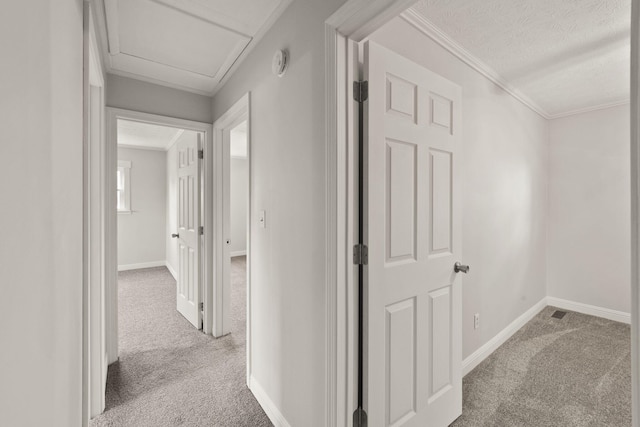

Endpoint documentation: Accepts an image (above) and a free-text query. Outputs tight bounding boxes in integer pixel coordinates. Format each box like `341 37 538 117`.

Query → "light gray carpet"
91 256 272 427
451 306 631 427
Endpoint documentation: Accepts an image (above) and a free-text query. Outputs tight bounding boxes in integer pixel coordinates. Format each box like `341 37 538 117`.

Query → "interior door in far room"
363 41 462 427
176 132 202 328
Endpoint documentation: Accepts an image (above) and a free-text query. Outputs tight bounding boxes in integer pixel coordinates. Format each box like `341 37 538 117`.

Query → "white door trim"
84 1 107 424
631 0 639 425
327 0 640 425
324 1 422 426
105 108 214 364
211 93 251 384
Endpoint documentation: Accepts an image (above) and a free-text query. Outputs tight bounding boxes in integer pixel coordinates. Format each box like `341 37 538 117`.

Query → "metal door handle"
454 262 469 274
171 233 179 238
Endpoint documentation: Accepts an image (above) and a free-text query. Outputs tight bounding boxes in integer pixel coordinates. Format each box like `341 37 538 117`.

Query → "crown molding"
400 8 551 119
548 99 631 119
401 8 632 122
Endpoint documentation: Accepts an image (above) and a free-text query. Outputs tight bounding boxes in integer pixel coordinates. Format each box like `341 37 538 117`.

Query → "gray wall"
0 0 84 425
370 17 550 360
548 104 631 313
211 0 347 424
117 148 167 267
106 74 212 123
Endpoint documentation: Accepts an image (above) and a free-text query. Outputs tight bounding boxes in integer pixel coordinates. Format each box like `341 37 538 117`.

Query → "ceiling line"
401 8 551 119
548 99 631 120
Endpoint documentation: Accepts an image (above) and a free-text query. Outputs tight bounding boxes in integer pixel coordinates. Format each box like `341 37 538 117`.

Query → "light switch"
259 210 266 228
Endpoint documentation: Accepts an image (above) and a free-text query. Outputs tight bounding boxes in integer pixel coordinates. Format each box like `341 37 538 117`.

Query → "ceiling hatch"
97 0 290 94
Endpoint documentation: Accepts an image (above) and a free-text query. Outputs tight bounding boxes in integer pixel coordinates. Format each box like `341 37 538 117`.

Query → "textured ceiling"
117 119 185 150
410 0 631 117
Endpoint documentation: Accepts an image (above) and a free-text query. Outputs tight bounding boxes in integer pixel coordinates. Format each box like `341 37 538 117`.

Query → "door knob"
454 262 469 274
171 233 179 238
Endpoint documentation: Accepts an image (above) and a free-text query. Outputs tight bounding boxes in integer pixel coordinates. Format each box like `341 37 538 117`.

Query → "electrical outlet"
474 313 480 330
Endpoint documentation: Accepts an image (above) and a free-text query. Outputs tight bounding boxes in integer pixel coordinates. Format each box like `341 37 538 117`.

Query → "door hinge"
353 408 367 427
199 226 204 235
353 81 368 103
199 302 204 311
198 150 204 159
353 244 368 265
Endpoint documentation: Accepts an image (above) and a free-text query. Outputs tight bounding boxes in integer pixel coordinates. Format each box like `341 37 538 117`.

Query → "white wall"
548 104 631 313
106 74 212 123
230 157 248 255
0 0 84 425
211 0 347 424
370 17 550 360
117 147 167 268
165 130 199 276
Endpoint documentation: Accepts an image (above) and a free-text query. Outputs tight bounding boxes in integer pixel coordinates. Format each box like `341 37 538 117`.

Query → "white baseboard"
231 250 247 257
547 296 630 324
118 260 166 271
462 297 547 376
249 376 291 427
165 261 177 280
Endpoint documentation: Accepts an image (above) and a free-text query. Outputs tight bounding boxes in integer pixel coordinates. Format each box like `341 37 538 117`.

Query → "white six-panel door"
176 133 202 328
364 41 462 427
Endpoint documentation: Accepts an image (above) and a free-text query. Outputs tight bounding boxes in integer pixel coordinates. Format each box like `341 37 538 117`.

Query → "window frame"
116 160 131 214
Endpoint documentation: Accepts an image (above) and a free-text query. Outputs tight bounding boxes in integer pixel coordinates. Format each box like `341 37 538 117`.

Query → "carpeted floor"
450 306 631 427
90 256 272 427
91 264 631 427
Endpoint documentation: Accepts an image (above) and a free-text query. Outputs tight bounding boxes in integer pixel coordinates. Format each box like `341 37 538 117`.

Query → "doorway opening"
325 0 637 425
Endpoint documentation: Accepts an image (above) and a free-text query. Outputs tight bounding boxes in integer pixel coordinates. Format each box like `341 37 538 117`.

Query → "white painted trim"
461 297 632 378
400 9 549 119
399 9 632 121
325 2 419 425
462 298 547 376
548 99 631 119
231 250 247 257
212 93 250 338
210 0 293 96
117 144 167 152
117 261 167 271
165 261 177 281
165 129 185 150
106 107 214 359
212 93 252 388
547 297 631 324
631 1 640 425
249 376 292 427
85 2 108 422
95 0 293 97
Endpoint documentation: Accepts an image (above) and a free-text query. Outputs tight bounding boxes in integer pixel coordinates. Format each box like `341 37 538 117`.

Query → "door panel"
364 41 462 427
176 133 201 328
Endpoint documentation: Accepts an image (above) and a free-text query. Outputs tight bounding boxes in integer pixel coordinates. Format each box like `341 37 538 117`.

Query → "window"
117 160 131 213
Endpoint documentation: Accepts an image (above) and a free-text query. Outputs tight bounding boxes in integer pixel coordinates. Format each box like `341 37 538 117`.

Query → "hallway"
91 257 271 427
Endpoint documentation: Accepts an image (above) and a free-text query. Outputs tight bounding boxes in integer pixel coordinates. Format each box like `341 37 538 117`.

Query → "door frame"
324 1 421 425
326 0 640 426
104 108 214 363
83 1 107 424
211 94 251 383
631 0 639 425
